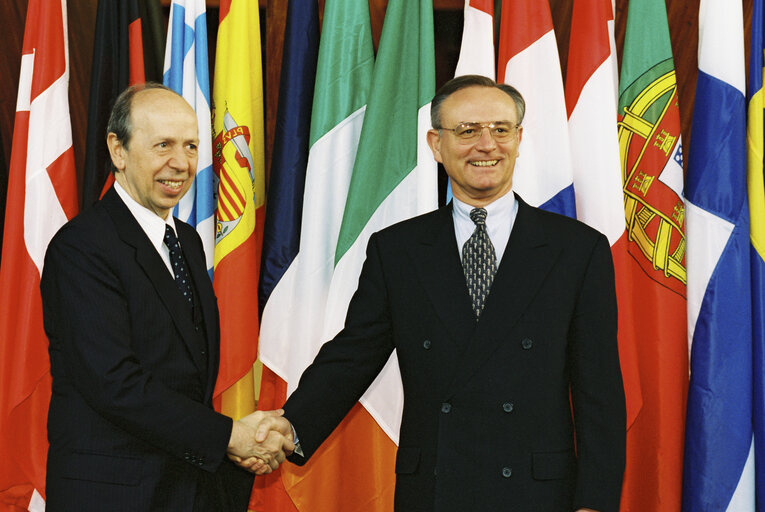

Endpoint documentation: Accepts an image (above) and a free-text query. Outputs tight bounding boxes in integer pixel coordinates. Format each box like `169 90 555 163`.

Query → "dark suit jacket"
283 196 626 512
41 188 253 511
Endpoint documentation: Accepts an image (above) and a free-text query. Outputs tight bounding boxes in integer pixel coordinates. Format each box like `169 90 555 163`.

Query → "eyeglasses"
438 121 520 143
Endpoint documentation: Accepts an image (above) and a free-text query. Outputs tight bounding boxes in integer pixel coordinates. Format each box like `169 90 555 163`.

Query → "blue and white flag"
682 1 753 510
163 0 214 278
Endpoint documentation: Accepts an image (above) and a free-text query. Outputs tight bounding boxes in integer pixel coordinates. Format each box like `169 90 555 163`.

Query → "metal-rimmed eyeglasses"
437 121 520 144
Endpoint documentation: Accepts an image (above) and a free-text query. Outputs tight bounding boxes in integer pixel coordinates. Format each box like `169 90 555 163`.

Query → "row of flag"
0 1 763 512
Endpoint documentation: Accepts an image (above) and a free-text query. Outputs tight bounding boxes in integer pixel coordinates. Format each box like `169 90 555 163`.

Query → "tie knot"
469 208 487 227
164 225 178 247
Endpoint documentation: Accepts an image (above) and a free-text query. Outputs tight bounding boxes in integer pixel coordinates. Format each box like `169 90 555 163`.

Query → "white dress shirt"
114 182 178 277
452 190 519 265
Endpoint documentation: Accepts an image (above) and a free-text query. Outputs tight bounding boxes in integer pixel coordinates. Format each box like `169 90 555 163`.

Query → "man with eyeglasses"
253 75 625 511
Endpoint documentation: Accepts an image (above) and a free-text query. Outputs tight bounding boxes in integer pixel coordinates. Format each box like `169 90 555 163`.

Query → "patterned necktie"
462 207 497 318
164 225 195 309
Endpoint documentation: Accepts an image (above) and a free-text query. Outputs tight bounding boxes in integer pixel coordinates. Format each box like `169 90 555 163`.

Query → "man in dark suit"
255 75 626 511
40 83 292 511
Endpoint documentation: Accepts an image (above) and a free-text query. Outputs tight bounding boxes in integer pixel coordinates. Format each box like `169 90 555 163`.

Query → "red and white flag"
564 0 643 454
0 0 78 509
454 0 495 79
566 0 623 240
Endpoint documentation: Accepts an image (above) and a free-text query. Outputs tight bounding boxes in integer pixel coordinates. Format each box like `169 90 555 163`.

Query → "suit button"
521 338 533 350
502 402 514 413
422 339 432 350
502 467 512 478
195 325 200 331
201 349 206 356
441 403 452 413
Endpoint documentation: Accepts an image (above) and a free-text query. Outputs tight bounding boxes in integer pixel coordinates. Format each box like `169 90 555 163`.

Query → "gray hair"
106 82 180 149
430 75 525 128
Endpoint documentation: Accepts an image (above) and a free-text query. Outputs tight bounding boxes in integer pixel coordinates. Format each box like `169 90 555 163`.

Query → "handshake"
227 409 295 475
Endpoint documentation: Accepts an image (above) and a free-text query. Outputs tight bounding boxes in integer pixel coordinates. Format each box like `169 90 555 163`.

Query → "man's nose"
474 126 497 149
168 147 190 170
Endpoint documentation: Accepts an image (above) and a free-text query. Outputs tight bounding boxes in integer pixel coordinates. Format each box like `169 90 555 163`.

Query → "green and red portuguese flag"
617 0 688 509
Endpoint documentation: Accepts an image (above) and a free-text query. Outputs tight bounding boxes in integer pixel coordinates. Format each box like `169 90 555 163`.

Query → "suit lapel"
443 198 563 398
411 206 476 346
102 189 208 373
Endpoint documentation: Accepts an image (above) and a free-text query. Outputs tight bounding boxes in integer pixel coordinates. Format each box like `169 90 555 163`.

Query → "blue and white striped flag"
163 0 214 278
682 1 754 510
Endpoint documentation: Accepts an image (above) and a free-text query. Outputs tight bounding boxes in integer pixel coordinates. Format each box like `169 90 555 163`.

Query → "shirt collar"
452 190 517 230
114 182 177 252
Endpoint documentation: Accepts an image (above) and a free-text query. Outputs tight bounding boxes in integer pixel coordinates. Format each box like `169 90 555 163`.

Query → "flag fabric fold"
617 0 688 509
327 0 438 444
211 0 264 421
682 2 752 508
565 0 622 243
449 0 495 203
565 0 644 444
253 0 319 509
0 0 78 509
454 0 495 79
748 0 765 504
81 0 147 209
163 0 215 278
497 0 575 217
258 0 375 442
257 0 318 314
259 0 437 509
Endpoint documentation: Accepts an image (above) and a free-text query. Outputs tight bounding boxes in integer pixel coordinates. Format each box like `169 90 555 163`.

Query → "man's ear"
426 129 443 164
515 126 523 157
106 133 127 172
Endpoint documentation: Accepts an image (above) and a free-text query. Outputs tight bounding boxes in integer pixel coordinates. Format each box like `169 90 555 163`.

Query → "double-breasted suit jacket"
283 196 626 511
41 188 252 511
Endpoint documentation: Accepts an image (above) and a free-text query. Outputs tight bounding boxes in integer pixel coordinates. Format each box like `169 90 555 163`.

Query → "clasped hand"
226 409 294 475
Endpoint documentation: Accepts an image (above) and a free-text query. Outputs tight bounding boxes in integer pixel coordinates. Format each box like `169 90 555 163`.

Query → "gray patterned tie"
462 207 497 319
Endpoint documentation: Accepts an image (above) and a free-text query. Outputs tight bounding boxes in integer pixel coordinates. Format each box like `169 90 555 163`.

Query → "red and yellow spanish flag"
211 0 265 430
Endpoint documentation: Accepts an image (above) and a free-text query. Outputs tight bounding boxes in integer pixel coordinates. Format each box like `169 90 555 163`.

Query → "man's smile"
157 179 184 191
469 159 499 167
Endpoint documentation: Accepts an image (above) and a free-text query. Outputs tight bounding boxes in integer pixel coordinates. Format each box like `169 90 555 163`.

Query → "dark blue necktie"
164 225 194 309
462 208 497 319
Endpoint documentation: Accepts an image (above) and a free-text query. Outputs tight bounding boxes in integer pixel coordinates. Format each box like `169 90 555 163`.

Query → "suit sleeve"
282 233 396 462
41 229 232 473
569 234 626 512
